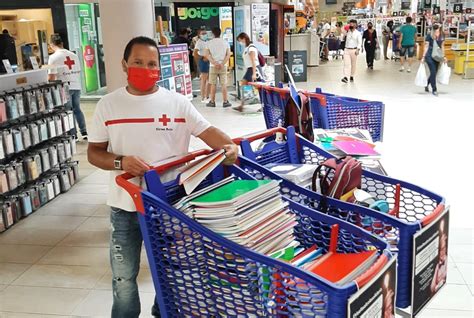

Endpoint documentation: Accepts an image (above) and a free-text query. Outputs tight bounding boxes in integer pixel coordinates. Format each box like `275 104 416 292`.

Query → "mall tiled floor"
0 57 473 317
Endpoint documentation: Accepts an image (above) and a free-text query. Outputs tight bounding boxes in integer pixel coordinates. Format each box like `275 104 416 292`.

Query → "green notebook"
190 180 273 206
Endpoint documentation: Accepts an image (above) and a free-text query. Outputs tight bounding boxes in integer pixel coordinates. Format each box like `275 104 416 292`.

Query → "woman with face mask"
234 32 263 112
194 28 211 103
362 22 378 69
421 24 447 96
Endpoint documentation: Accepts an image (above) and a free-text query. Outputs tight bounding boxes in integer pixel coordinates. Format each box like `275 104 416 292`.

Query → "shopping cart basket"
250 84 385 142
116 150 392 318
234 127 446 309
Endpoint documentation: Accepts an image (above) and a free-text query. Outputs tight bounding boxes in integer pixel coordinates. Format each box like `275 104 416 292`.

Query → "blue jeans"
425 56 439 92
68 90 87 136
110 207 161 318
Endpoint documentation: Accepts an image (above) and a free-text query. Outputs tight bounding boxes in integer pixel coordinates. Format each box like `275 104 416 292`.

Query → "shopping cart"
234 126 446 309
116 150 392 318
249 84 385 142
327 37 343 59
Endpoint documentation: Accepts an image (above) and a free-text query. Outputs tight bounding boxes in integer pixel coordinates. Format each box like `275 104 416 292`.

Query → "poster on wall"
250 3 270 56
220 7 233 46
157 44 193 100
411 208 450 317
78 4 99 93
347 257 397 318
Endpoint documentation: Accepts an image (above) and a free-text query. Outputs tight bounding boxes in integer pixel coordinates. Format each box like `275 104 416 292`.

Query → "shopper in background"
0 29 17 73
87 36 238 318
382 20 394 60
341 19 362 83
205 27 232 108
362 22 378 69
398 17 417 72
321 18 331 61
194 28 211 104
234 32 263 112
48 34 88 140
422 24 446 96
335 21 344 40
172 28 189 45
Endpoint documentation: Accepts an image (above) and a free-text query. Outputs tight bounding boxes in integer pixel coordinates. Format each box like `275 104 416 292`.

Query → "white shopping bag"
437 63 451 85
375 48 381 61
415 64 428 87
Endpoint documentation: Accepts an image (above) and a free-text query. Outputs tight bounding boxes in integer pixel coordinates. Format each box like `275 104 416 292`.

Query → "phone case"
68 167 75 186
36 89 46 113
25 158 38 181
6 95 19 120
49 145 59 167
0 98 7 123
64 140 72 159
2 130 14 155
57 143 66 163
12 129 24 152
46 180 55 200
44 88 54 110
47 117 57 138
70 136 77 155
6 166 18 191
71 161 79 180
21 126 31 150
0 170 9 194
61 113 70 132
38 183 48 205
30 187 41 211
15 162 26 186
4 203 14 227
20 192 33 217
34 154 43 176
52 86 62 107
59 170 71 192
39 121 48 142
10 197 21 223
55 116 63 136
52 175 60 196
67 112 74 131
28 123 40 145
40 149 50 172
15 93 25 117
0 135 4 160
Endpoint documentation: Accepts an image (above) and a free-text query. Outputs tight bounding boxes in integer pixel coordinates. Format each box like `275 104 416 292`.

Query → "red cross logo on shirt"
64 56 75 70
158 114 171 126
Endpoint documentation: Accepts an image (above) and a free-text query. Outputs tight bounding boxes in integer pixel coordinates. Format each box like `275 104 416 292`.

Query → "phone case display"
0 98 7 123
5 95 19 120
12 129 24 152
15 94 25 117
1 82 77 232
24 90 38 115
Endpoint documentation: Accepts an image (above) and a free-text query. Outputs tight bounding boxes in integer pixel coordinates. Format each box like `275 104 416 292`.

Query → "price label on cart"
347 257 397 318
411 207 450 317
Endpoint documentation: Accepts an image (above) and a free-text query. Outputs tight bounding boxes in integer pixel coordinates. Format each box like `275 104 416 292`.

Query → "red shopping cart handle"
355 253 389 288
116 149 212 213
233 127 287 145
304 91 327 106
420 204 445 227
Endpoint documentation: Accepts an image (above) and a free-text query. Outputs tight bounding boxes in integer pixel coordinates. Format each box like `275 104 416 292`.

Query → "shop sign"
178 7 219 20
453 3 463 13
78 3 98 92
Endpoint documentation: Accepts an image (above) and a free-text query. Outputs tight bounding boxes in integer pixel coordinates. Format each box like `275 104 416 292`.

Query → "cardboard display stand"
157 44 193 100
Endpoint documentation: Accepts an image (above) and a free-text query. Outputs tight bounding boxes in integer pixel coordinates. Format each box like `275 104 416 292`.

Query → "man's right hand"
122 156 150 177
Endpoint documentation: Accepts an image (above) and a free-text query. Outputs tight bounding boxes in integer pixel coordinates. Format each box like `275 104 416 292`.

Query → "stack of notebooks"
176 178 297 255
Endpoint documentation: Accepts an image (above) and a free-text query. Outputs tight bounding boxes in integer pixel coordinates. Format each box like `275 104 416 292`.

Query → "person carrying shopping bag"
233 32 264 112
341 19 362 83
362 22 378 69
421 23 447 96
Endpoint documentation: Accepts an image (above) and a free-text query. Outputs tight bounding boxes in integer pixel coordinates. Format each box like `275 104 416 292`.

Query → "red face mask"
127 67 160 92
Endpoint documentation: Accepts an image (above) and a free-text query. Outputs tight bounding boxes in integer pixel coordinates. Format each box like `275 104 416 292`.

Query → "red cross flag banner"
157 44 193 100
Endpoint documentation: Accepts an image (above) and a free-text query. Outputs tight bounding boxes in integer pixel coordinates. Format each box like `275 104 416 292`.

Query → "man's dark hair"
350 19 357 24
51 34 63 46
406 17 412 24
2 29 8 34
179 28 189 36
211 27 221 38
123 36 159 61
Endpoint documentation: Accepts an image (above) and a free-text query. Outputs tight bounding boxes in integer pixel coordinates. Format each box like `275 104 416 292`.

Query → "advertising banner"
78 4 99 93
176 6 220 34
411 208 450 316
250 3 270 56
234 5 251 98
158 44 193 100
220 7 233 46
348 257 397 318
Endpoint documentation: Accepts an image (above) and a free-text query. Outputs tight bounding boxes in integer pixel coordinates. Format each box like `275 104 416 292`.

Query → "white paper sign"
2 59 13 74
30 56 39 70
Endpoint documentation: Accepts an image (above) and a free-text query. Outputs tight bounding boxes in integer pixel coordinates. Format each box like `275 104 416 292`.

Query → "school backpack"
248 44 266 67
284 92 314 142
311 156 362 199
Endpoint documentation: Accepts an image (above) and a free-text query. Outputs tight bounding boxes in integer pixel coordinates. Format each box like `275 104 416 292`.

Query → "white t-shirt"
243 45 259 68
88 87 211 212
48 49 82 90
195 39 208 57
345 29 363 49
206 38 230 65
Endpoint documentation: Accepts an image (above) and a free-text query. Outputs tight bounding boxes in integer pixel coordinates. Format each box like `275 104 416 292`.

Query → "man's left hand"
222 144 238 165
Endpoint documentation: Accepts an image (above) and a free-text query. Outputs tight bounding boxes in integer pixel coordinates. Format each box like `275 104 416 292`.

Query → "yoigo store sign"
178 7 220 20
